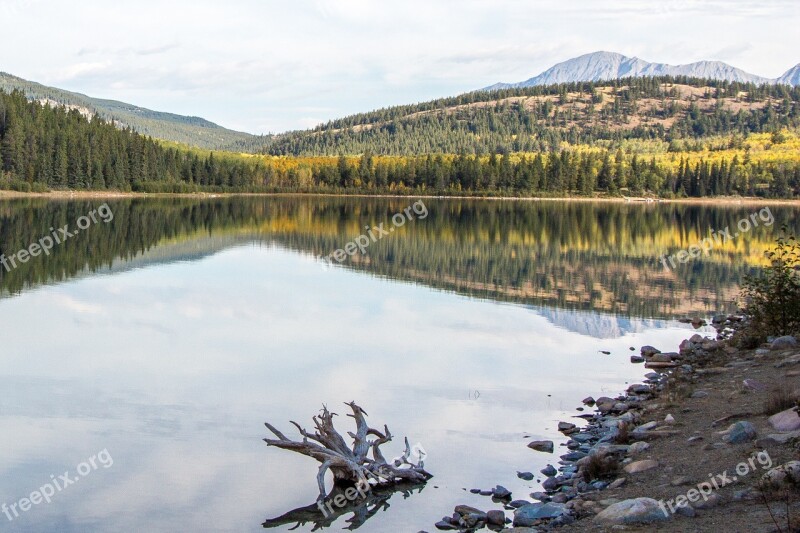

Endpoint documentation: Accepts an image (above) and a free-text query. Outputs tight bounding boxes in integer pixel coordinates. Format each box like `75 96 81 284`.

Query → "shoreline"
439 323 800 531
2 189 800 206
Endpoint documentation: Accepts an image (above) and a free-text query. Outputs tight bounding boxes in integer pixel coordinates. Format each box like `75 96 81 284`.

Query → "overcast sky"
1 0 798 134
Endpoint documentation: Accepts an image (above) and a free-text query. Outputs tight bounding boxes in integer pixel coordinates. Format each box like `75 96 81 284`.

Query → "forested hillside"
1 86 800 198
266 76 800 156
0 72 265 151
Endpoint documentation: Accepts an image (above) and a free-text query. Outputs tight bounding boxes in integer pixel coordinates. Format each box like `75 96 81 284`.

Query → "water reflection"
0 197 796 532
1 197 797 318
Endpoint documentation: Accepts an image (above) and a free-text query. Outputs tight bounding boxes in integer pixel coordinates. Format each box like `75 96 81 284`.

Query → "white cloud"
0 0 797 133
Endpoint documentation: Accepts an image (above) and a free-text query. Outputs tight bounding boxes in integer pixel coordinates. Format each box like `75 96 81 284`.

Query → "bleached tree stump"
264 402 432 501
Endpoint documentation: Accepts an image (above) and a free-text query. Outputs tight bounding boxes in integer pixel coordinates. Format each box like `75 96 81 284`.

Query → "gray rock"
771 336 798 350
561 451 588 462
582 396 595 405
670 475 691 486
628 384 651 394
768 408 800 432
461 513 485 528
540 464 557 477
486 509 505 526
635 421 658 432
528 440 554 453
594 497 672 525
641 346 661 356
558 422 577 433
542 477 560 491
454 505 485 517
628 441 650 455
435 519 457 530
530 491 550 502
608 478 626 489
776 354 800 368
630 355 645 363
694 493 722 509
509 499 530 508
691 390 709 398
623 459 659 474
493 485 512 499
761 461 800 489
762 430 800 444
721 421 758 444
675 503 696 517
518 471 534 481
513 502 567 526
650 353 674 363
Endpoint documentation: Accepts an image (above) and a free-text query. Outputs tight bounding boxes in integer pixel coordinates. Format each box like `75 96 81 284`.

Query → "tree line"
1 88 799 198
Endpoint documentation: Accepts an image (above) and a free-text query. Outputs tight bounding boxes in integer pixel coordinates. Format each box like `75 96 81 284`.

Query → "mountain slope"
0 72 265 151
486 51 786 89
267 76 800 156
779 64 800 86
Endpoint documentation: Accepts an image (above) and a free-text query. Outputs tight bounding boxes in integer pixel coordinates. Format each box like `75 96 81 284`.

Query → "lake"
0 196 796 532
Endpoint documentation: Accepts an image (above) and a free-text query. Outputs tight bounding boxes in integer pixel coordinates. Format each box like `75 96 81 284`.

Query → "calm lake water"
0 196 797 532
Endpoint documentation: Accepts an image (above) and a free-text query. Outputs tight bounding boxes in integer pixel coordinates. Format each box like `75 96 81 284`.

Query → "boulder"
492 485 512 499
627 441 650 455
623 459 659 474
771 336 798 350
558 422 577 433
594 498 672 525
540 464 557 477
640 346 661 357
486 509 505 526
761 461 800 489
454 505 485 517
721 421 758 444
768 408 800 432
513 502 567 526
528 440 555 453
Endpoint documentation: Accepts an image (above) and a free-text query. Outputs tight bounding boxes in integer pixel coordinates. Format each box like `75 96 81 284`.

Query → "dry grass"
764 382 800 416
582 452 620 482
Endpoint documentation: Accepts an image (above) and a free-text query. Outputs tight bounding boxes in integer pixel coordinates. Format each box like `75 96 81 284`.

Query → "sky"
0 0 799 134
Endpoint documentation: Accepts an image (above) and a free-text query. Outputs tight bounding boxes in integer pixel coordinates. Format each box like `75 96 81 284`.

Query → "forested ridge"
267 76 800 156
0 72 263 151
2 80 800 198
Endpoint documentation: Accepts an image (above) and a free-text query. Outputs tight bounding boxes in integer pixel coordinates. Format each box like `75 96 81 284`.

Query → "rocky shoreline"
429 318 800 532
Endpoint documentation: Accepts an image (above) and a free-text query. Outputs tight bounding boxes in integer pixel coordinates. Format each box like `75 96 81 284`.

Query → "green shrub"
740 226 800 337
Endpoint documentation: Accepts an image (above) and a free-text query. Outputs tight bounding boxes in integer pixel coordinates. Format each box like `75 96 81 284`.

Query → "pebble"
691 390 709 398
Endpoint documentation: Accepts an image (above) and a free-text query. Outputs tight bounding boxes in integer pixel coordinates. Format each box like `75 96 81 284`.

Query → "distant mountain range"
0 72 264 151
485 51 800 90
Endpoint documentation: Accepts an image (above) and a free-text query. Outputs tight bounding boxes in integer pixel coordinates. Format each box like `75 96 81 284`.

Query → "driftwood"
263 402 432 501
262 480 426 530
